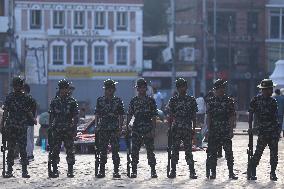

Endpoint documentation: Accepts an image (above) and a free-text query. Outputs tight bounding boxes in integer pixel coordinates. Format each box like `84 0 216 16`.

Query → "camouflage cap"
58 79 70 89
103 79 118 89
175 78 187 88
213 79 227 89
257 79 276 89
135 78 147 88
12 76 24 87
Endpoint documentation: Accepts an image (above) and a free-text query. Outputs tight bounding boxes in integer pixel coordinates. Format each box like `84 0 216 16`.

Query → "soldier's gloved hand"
229 130 234 139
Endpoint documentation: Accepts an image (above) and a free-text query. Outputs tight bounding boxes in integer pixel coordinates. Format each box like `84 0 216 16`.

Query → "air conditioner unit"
179 47 195 62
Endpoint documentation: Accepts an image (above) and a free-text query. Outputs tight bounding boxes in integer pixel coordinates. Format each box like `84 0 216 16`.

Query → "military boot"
206 161 210 179
4 165 13 178
168 164 176 178
52 164 59 178
96 164 105 178
22 165 30 178
189 165 198 179
270 166 277 181
130 164 137 178
67 164 74 178
113 164 121 178
210 167 216 179
250 163 257 180
228 167 238 180
151 165 158 178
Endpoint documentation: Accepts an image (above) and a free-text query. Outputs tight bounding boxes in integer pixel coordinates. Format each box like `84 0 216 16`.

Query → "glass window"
30 10 41 29
95 12 105 29
74 11 85 29
74 45 85 65
52 46 64 65
247 12 258 34
116 46 127 65
117 12 128 31
53 11 65 28
208 11 236 34
94 46 105 65
270 15 280 39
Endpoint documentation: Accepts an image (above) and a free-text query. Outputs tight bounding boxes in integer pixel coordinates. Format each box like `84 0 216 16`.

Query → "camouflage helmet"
135 78 147 88
175 78 187 88
213 79 227 89
103 79 118 89
12 76 24 87
58 79 70 89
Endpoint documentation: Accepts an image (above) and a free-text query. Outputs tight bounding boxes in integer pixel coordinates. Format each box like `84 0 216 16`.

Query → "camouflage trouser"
131 130 156 166
171 127 195 168
51 128 75 165
252 134 279 169
97 130 120 165
206 131 234 170
6 126 29 166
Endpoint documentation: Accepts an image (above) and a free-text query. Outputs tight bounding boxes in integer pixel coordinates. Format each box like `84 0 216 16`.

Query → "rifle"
125 123 132 178
94 117 101 176
1 128 7 178
167 121 173 178
247 123 254 180
47 127 54 178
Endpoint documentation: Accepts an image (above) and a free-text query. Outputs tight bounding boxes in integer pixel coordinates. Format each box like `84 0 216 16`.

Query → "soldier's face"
105 87 115 96
262 88 273 97
137 85 147 95
215 87 226 96
13 85 23 92
59 87 69 97
177 85 187 94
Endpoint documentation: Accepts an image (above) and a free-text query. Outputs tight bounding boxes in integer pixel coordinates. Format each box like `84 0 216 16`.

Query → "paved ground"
0 122 284 188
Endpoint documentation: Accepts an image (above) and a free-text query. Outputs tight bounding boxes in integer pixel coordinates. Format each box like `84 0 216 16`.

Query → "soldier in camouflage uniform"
49 79 79 178
249 79 279 181
95 79 124 178
127 78 158 178
167 78 198 179
0 77 36 178
206 79 238 180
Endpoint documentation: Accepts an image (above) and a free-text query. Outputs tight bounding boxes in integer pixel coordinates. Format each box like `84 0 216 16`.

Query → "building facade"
14 0 143 111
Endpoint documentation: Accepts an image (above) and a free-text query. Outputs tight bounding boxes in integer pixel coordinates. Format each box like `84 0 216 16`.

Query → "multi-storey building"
14 0 143 111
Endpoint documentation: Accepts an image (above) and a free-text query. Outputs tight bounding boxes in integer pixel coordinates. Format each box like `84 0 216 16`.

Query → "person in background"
153 87 165 111
196 93 206 127
273 89 284 137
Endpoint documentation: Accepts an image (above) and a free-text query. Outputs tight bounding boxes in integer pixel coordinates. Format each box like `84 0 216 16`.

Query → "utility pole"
170 0 176 94
249 0 255 101
7 0 14 93
201 0 207 94
213 0 217 82
228 16 232 94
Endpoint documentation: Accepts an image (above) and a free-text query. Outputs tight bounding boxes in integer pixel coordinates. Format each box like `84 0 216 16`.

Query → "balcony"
0 16 8 33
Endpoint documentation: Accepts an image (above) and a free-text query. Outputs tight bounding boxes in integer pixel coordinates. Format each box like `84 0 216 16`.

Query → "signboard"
65 67 94 78
162 47 172 63
143 71 197 77
0 53 9 67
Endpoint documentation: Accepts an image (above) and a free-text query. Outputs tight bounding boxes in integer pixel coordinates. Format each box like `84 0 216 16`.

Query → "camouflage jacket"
49 95 79 129
95 96 124 130
128 95 158 132
168 94 198 129
25 94 37 126
249 95 279 135
207 95 235 133
3 92 33 127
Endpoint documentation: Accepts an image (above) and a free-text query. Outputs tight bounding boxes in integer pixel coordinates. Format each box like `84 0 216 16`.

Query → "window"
247 12 258 34
73 46 85 65
95 12 105 29
208 11 236 34
117 12 128 31
270 10 280 39
116 46 127 65
30 10 41 29
74 11 85 29
53 11 65 28
94 46 105 65
52 46 64 65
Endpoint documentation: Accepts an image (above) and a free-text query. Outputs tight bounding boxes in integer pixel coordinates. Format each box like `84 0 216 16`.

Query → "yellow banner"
65 67 93 78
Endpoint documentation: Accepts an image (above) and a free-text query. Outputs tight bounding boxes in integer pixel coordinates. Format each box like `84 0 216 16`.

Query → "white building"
14 0 143 111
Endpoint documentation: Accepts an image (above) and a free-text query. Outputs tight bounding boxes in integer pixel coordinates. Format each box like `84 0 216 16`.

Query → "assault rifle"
125 123 132 178
1 128 7 178
167 121 173 178
94 117 101 176
47 127 54 178
247 123 254 180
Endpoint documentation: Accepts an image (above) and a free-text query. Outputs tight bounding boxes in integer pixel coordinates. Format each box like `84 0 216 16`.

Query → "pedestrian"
36 111 49 146
196 92 206 126
153 87 165 111
126 78 158 178
273 89 284 137
206 79 238 180
49 79 79 178
95 79 125 178
0 77 37 178
167 78 198 179
248 79 280 181
23 83 37 160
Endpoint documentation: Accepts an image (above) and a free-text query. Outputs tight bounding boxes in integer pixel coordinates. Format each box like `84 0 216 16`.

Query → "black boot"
210 167 216 179
189 165 198 179
151 165 158 178
96 164 105 178
168 164 176 178
130 164 137 178
4 165 13 178
270 166 277 181
113 164 121 178
229 168 238 180
22 165 30 178
206 161 210 179
250 164 257 180
67 164 74 178
52 164 59 178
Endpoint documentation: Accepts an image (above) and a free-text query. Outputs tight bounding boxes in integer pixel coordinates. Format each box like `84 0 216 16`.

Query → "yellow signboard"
65 67 93 78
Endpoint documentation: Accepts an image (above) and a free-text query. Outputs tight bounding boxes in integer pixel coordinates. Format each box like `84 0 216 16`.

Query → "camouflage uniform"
206 79 237 179
168 94 198 171
249 94 279 178
95 95 124 170
49 79 79 177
